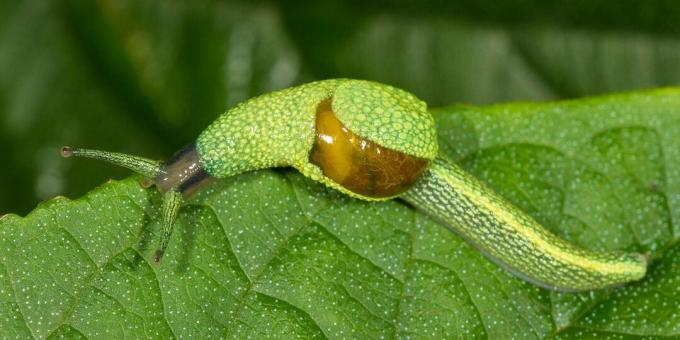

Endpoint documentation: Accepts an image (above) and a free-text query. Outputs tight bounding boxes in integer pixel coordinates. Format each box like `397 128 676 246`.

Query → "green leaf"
2 89 678 338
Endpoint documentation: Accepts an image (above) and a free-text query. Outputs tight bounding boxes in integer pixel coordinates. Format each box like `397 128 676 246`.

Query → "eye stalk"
61 144 213 197
309 99 429 198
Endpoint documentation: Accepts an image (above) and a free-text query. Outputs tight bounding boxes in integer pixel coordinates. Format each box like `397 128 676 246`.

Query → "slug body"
62 79 646 291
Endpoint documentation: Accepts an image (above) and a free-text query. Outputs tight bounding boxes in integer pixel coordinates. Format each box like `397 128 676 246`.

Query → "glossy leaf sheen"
1 89 679 338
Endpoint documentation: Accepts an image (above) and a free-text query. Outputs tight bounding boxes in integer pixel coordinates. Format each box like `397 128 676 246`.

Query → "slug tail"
402 156 648 291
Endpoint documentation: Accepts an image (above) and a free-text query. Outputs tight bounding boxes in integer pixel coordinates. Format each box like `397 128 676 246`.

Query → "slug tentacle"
401 157 647 291
61 146 163 179
154 189 182 263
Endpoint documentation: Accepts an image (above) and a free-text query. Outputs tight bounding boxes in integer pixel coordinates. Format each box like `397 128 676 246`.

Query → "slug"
61 79 647 291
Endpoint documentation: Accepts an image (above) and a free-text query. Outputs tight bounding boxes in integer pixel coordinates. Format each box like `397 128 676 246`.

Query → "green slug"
61 79 647 291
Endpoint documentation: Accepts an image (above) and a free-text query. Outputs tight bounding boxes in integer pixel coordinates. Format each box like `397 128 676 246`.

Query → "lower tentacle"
154 190 183 263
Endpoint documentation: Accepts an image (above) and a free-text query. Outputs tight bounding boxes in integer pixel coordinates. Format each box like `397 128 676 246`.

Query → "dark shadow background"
1 0 679 215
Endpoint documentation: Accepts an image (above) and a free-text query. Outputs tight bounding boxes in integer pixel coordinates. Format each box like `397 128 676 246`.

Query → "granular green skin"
332 80 437 159
195 78 647 291
196 79 437 200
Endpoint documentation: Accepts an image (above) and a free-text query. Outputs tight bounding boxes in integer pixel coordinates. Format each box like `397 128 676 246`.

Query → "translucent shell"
309 99 429 198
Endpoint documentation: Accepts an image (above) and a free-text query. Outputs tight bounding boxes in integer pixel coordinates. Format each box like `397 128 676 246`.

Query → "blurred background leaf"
1 0 679 214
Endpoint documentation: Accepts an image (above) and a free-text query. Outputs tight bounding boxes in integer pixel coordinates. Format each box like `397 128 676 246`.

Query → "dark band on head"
177 166 212 195
156 143 214 196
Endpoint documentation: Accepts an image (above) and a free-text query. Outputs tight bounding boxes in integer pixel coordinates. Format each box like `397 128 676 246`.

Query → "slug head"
154 144 213 196
60 144 212 264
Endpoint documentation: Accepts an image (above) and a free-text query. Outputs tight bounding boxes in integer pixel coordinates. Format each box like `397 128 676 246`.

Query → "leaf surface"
2 89 679 338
